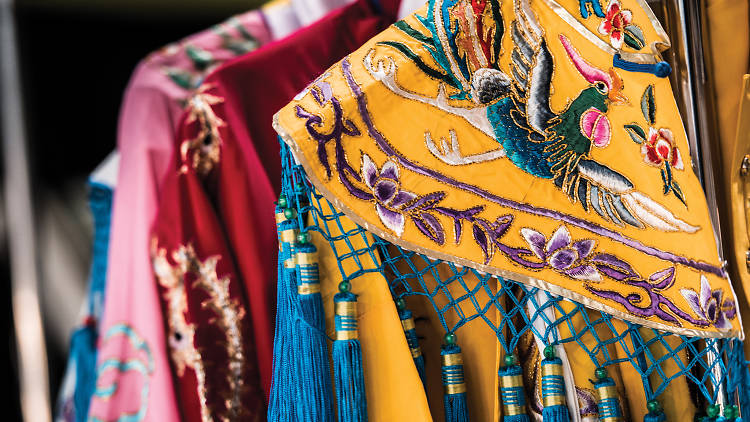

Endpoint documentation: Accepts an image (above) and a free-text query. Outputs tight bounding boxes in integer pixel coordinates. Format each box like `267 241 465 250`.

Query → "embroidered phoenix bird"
366 0 697 233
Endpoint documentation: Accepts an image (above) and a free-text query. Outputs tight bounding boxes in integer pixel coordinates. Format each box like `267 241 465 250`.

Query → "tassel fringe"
540 347 569 422
294 240 334 422
397 303 426 385
442 341 470 422
592 367 624 422
268 213 298 421
333 289 367 422
498 354 530 422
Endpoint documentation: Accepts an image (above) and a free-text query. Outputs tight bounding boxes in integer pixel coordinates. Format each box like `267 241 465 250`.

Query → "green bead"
647 400 661 413
543 346 555 359
297 232 309 244
724 406 736 418
338 281 351 293
278 195 288 208
706 404 720 418
444 333 457 345
284 208 296 220
504 354 517 366
594 367 608 380
395 298 406 310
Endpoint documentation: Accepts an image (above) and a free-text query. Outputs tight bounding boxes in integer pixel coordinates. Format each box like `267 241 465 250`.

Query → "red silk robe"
150 1 397 420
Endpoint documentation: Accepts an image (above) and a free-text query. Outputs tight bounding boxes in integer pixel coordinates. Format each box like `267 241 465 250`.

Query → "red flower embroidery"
641 127 684 170
598 0 633 49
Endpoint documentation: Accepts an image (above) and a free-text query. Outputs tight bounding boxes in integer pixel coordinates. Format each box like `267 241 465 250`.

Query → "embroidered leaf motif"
624 124 646 144
166 68 195 90
404 192 446 212
185 45 214 71
472 223 492 264
393 20 433 45
377 41 461 89
649 267 676 290
591 253 638 281
641 85 656 124
671 180 686 205
663 163 673 195
412 212 445 245
623 24 646 50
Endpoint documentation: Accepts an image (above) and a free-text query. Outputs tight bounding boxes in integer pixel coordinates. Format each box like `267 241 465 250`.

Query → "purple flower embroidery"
680 275 735 330
361 154 416 236
521 226 601 282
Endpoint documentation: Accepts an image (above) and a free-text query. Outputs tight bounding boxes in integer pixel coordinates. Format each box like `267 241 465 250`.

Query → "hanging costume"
55 153 118 422
149 0 398 420
89 7 286 421
272 0 750 421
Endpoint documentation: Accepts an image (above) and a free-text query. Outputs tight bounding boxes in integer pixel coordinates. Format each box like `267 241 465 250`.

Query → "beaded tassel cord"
442 334 469 422
294 234 334 422
540 346 569 422
332 284 367 422
268 206 298 421
396 299 426 386
498 354 530 422
592 367 624 422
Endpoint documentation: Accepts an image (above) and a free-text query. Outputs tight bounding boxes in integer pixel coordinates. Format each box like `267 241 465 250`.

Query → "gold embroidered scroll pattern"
152 243 210 422
189 252 247 421
180 84 225 176
152 242 248 420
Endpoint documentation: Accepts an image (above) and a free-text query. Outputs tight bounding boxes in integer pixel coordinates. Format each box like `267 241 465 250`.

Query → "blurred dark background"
6 1 263 420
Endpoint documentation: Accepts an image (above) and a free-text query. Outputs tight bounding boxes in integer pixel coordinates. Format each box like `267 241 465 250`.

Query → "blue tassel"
70 322 98 421
268 208 301 421
396 299 426 386
498 354 530 422
591 367 624 422
294 239 335 422
333 287 368 422
442 338 470 422
540 347 569 422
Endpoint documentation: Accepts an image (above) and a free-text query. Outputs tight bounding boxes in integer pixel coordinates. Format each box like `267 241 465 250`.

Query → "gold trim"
499 374 524 389
445 383 467 395
502 404 525 416
273 113 740 339
296 252 317 265
410 347 422 358
275 212 286 224
441 353 464 367
280 229 296 243
596 385 619 400
601 417 623 422
335 301 357 316
401 318 415 331
284 258 296 269
336 330 358 340
543 395 565 407
541 363 563 378
297 283 321 295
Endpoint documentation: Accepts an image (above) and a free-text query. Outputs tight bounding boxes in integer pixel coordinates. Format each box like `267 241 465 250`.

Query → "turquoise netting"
279 139 750 418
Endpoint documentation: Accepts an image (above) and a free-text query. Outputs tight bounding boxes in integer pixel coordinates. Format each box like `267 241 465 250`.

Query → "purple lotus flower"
521 225 601 282
361 154 416 236
680 275 735 330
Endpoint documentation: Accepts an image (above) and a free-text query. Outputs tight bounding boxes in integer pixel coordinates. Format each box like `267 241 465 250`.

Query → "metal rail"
0 0 52 420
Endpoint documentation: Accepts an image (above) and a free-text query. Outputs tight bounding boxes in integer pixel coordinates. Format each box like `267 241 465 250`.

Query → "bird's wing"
572 159 699 233
509 0 556 135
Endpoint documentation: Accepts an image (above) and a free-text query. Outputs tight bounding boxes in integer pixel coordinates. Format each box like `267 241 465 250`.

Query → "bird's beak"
607 68 628 105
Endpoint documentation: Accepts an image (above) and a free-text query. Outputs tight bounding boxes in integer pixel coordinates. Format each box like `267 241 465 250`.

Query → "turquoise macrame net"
279 140 750 417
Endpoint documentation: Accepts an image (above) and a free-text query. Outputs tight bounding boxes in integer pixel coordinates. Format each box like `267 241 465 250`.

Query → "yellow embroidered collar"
274 0 742 338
